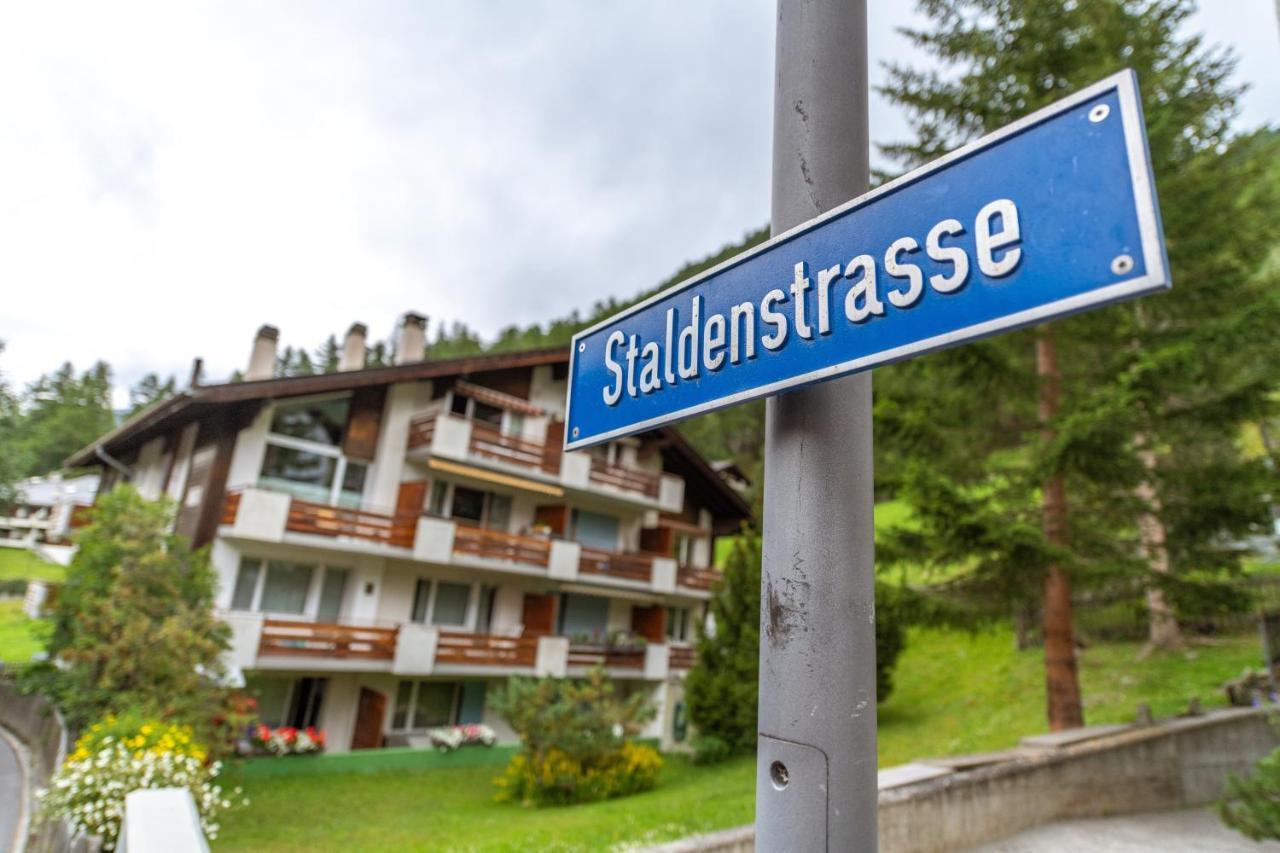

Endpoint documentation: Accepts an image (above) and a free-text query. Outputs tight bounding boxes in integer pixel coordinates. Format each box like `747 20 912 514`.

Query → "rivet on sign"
578 343 585 353
572 427 579 437
770 760 790 790
1111 254 1134 275
1089 104 1110 123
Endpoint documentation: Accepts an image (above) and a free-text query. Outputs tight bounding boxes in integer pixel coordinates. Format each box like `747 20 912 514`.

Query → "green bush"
494 740 662 806
489 666 659 806
1219 742 1280 841
690 734 732 766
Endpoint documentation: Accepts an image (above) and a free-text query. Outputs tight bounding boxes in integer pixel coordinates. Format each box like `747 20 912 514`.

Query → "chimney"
395 312 427 365
339 323 367 371
246 325 279 381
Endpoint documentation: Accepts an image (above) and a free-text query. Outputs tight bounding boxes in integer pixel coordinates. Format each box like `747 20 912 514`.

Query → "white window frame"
445 390 517 435
260 394 369 507
232 558 350 622
666 605 692 644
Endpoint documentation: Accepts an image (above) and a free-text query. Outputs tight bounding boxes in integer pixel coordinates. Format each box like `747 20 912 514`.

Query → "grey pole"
756 1 875 851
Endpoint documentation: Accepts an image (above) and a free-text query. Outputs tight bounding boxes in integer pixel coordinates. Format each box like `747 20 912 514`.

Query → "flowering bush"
251 724 326 756
71 714 207 764
495 741 662 806
425 724 497 752
39 721 241 851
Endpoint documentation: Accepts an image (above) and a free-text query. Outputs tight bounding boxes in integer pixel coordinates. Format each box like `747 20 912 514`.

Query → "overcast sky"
1 1 1276 409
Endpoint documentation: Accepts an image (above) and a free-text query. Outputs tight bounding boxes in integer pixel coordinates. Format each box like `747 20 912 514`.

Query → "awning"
455 380 546 416
428 457 564 497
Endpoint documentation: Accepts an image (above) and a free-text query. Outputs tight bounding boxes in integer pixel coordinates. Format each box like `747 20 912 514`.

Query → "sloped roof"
65 345 752 523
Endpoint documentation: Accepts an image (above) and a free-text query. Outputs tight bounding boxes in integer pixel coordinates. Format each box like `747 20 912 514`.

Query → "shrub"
1219 743 1280 841
39 718 242 851
490 666 660 806
71 713 206 763
495 741 662 806
425 724 497 752
690 734 733 766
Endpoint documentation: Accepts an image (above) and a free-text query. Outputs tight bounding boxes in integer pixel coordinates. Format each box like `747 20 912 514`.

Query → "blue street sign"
564 70 1169 451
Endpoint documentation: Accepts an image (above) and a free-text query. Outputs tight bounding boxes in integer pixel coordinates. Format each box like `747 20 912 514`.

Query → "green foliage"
874 0 1280 657
0 342 28 505
23 486 235 751
1219 739 1280 841
489 666 659 806
10 360 115 477
686 533 929 760
127 373 177 417
494 740 663 807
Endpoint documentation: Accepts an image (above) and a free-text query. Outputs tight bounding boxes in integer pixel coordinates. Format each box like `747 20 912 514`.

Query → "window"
258 395 369 508
674 534 694 566
230 557 350 620
666 606 691 643
230 560 261 610
259 562 312 614
506 412 525 438
429 481 513 531
432 582 470 626
389 681 466 731
248 676 327 728
409 578 475 627
558 593 610 640
572 509 620 551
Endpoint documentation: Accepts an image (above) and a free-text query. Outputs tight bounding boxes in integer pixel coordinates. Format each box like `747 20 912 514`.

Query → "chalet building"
0 472 98 552
67 314 751 752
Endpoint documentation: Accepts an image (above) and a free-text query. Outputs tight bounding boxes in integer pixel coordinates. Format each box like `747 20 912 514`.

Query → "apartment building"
0 473 98 552
67 315 751 752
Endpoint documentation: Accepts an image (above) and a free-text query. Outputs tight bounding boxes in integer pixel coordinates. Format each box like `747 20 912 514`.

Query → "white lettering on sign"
601 199 1023 407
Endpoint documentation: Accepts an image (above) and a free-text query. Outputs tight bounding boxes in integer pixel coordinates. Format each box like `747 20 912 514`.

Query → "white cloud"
0 1 1274 410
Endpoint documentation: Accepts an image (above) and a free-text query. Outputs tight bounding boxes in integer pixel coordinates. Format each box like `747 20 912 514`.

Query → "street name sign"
564 70 1169 451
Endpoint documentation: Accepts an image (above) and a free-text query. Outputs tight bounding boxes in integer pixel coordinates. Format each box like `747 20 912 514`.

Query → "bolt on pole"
756 0 876 851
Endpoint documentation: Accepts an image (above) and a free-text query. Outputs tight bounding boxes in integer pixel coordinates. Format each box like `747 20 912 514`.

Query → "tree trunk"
1037 329 1085 730
1135 433 1182 651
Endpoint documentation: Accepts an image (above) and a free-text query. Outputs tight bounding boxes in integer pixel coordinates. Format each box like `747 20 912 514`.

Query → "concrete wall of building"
367 381 432 512
528 365 566 419
132 437 168 501
226 407 272 492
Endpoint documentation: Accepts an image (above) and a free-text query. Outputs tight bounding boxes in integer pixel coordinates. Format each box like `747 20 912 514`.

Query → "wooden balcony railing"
406 414 437 451
588 457 661 499
578 547 653 583
678 565 720 591
435 630 538 667
469 421 548 469
668 645 696 670
453 525 551 567
567 645 646 669
287 498 418 549
258 619 398 660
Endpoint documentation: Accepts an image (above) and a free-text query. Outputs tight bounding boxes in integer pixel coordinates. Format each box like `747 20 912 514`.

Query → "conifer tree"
878 0 1280 727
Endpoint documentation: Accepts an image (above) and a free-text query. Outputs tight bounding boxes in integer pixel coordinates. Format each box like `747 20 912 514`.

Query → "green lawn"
217 624 1264 851
0 548 64 582
0 599 50 665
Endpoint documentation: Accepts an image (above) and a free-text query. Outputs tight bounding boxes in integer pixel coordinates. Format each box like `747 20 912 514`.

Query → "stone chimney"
339 323 367 371
246 325 279 381
395 312 427 365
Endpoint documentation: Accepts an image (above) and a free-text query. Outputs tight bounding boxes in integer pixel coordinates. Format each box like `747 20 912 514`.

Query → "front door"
351 687 386 750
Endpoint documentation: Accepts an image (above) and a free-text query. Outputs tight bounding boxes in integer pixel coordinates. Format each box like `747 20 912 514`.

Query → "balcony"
588 457 660 499
452 525 551 567
578 547 654 585
405 411 683 509
257 619 399 661
223 611 672 680
677 565 720 591
668 645 696 670
435 630 538 668
222 489 418 550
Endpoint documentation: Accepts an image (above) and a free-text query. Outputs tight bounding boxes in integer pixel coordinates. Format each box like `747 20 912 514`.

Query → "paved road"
973 808 1280 852
0 725 25 853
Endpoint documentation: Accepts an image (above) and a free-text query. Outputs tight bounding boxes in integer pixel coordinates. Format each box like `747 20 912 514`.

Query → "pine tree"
315 334 341 373
879 0 1280 726
33 487 232 743
127 373 177 416
16 361 116 476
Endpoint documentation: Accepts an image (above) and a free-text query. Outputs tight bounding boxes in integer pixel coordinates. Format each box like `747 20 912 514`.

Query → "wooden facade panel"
521 593 557 636
533 504 569 537
639 526 674 556
342 386 387 461
631 604 666 643
396 480 427 515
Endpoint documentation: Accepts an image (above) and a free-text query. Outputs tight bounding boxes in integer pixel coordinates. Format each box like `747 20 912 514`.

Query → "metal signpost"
564 3 1168 849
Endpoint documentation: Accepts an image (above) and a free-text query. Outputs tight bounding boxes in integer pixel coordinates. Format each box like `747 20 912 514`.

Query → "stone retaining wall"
647 707 1277 852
